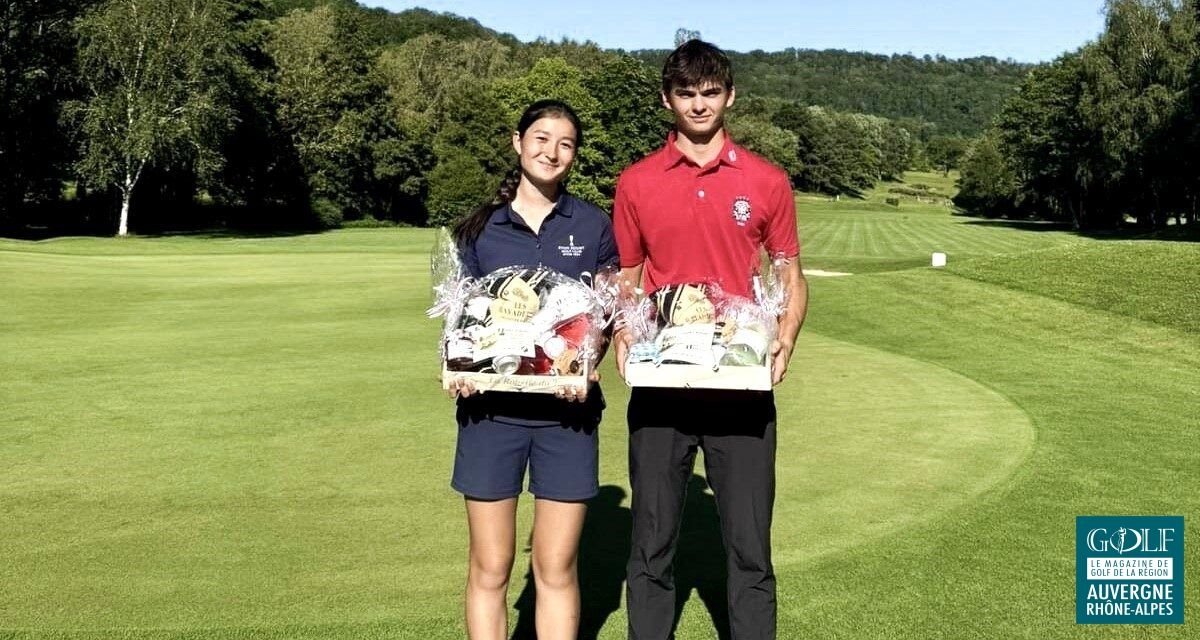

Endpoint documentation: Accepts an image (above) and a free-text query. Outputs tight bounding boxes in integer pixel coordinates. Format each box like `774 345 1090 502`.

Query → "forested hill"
266 1 520 45
633 50 1035 135
279 2 1035 136
0 1 1044 236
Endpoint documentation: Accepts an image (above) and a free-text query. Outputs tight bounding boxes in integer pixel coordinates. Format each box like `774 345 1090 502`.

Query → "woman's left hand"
447 377 479 399
555 385 586 402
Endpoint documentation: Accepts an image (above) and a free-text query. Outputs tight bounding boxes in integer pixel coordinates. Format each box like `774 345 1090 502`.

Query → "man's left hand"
769 339 794 386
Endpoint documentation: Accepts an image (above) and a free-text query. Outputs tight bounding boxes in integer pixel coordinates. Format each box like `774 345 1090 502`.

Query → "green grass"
2 194 1198 639
795 171 1087 274
898 169 960 196
796 271 1199 638
953 241 1200 334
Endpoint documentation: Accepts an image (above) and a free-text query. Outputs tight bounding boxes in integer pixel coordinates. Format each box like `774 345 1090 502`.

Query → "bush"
341 216 403 228
311 198 344 229
885 197 901 207
888 186 945 198
425 148 494 227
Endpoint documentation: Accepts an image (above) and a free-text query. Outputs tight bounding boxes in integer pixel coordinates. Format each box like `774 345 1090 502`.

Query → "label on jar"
727 326 770 362
655 323 717 366
474 321 537 360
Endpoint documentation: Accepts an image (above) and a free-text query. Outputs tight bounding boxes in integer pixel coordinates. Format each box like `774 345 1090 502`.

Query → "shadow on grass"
959 217 1200 242
145 227 322 240
510 485 633 640
1 225 325 242
672 474 732 640
509 477 731 640
956 218 1074 233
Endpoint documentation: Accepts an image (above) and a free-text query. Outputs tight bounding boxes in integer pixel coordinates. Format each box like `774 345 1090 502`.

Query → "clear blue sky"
363 1 1108 62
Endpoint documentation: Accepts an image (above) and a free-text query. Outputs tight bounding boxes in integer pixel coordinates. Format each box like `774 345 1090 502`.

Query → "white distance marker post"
931 252 947 268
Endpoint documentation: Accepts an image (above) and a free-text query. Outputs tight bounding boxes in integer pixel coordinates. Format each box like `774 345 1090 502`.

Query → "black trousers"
625 388 777 640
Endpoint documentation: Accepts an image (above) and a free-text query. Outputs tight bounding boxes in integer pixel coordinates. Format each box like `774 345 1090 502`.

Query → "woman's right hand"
447 377 479 399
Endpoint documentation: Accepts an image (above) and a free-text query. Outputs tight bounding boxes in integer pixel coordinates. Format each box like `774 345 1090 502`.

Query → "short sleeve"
763 173 800 258
597 217 619 270
459 237 483 279
612 172 645 267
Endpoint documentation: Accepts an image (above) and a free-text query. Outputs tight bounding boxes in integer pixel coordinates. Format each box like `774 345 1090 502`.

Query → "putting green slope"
774 334 1035 565
0 238 1036 639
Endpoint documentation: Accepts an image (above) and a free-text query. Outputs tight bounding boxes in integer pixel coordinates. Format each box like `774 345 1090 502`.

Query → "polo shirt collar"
492 192 573 226
663 130 743 171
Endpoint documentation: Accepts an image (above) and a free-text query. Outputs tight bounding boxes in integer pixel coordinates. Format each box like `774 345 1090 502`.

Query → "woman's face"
513 116 578 189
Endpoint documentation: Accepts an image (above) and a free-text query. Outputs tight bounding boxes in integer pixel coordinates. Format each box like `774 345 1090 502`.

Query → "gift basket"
618 254 788 390
428 229 617 393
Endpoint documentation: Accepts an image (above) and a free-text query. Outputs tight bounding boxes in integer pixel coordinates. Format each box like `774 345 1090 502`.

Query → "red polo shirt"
613 131 800 298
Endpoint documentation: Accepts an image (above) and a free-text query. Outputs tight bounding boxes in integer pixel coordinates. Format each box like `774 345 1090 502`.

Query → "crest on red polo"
732 196 752 227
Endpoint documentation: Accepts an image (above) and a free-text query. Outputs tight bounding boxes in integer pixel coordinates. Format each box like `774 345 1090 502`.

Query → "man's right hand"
613 327 634 379
613 263 644 381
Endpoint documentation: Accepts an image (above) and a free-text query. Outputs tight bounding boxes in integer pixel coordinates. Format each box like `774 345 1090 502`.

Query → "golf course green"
2 174 1196 638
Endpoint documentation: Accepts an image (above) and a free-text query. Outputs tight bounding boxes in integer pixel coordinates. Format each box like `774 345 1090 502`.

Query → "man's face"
661 81 736 139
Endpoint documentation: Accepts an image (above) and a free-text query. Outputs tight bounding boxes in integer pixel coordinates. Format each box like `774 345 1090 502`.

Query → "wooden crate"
623 361 772 391
441 361 588 394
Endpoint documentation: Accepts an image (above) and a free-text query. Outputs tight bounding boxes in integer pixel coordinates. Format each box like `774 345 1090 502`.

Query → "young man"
612 39 809 640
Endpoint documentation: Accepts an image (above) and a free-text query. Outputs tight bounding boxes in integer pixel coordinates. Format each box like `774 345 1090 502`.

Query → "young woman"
447 99 617 640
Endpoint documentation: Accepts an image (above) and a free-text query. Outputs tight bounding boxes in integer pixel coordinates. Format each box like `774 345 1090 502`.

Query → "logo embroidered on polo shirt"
558 234 584 257
732 196 752 226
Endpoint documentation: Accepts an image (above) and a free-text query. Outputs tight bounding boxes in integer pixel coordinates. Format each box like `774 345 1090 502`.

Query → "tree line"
634 49 1033 136
1 0 1020 237
956 0 1200 231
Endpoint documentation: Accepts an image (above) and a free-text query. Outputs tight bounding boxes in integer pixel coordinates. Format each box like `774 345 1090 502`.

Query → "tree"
726 114 801 177
515 38 612 75
632 48 1033 136
953 133 1018 217
367 106 436 224
583 55 668 200
375 34 516 131
374 34 521 225
993 55 1103 227
266 3 395 223
356 6 514 47
421 79 510 226
979 1 1200 229
838 115 879 191
674 28 700 47
425 143 493 228
0 0 91 230
1180 0 1200 226
72 0 233 236
879 119 916 181
924 135 971 176
773 103 845 194
492 57 610 206
207 0 313 228
1078 0 1198 228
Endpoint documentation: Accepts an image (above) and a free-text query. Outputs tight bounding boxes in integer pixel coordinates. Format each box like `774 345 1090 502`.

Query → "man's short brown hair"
661 39 733 94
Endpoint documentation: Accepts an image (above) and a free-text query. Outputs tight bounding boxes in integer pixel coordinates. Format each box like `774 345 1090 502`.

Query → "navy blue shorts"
451 413 599 502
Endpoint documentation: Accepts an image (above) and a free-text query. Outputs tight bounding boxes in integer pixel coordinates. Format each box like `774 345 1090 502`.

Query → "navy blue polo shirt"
462 193 619 280
457 192 618 427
